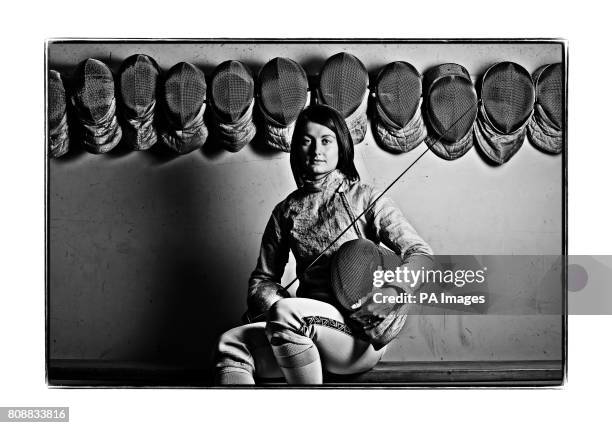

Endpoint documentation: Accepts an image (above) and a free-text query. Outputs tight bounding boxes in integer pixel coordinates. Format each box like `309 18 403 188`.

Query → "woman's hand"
349 285 401 328
245 282 290 323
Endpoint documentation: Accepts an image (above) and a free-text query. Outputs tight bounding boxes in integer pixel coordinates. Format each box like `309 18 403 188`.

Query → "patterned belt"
298 315 356 337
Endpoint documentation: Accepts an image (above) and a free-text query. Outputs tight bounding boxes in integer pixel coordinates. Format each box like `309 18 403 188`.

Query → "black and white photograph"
46 40 566 387
4 1 612 426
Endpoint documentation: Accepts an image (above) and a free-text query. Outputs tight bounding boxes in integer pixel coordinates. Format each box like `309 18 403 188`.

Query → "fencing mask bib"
72 58 122 154
258 57 310 152
48 70 70 158
527 63 563 154
423 63 478 160
118 54 160 150
160 62 209 155
373 61 426 153
210 60 256 152
475 61 535 164
318 53 369 145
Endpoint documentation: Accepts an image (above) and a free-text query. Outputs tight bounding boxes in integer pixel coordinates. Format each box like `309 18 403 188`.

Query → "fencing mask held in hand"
330 239 417 350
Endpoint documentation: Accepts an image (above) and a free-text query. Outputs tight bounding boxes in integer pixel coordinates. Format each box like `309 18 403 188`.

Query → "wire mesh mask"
318 53 369 144
527 63 563 154
330 239 406 349
48 70 70 158
160 62 208 155
475 62 535 164
423 64 478 160
210 60 256 152
258 57 310 152
373 61 426 153
118 54 160 150
72 58 122 154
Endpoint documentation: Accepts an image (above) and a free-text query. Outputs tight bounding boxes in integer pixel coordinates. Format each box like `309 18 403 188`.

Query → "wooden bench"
48 359 563 387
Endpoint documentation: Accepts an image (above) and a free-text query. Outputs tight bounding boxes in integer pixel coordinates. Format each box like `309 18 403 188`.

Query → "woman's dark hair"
290 104 360 186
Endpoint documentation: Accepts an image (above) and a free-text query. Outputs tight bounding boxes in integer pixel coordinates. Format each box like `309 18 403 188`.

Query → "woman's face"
299 121 339 180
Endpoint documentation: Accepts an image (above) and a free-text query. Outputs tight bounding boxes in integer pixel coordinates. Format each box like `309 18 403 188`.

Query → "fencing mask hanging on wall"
71 58 122 154
474 61 535 164
258 57 310 152
48 70 70 158
210 60 257 152
118 54 160 151
527 63 563 154
160 62 209 155
373 61 427 153
423 63 478 160
318 52 369 145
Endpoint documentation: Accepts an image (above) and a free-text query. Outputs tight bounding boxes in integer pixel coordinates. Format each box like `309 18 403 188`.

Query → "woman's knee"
265 298 308 343
215 329 256 386
216 326 245 351
267 298 296 322
215 326 255 371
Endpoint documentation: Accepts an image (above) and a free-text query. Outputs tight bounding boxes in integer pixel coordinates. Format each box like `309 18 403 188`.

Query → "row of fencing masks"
160 62 209 155
423 63 478 160
258 57 310 152
474 62 535 164
210 60 257 152
71 58 123 154
118 54 161 151
372 61 427 153
527 63 563 154
48 70 70 158
318 52 370 145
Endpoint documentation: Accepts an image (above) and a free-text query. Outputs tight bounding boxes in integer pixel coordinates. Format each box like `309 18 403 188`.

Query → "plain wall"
48 41 563 366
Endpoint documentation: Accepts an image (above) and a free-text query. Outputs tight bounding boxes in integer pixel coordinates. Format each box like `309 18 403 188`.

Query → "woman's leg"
265 298 385 384
215 322 283 385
